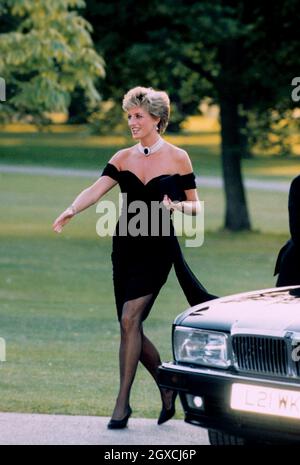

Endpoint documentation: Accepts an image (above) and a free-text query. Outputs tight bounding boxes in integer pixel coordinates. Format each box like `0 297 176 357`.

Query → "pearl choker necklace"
137 137 165 156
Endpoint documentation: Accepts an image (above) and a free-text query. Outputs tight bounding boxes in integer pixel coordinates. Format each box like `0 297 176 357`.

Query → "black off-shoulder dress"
101 162 216 321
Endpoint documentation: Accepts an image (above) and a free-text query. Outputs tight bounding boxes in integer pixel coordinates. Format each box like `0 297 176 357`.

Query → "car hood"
175 286 300 336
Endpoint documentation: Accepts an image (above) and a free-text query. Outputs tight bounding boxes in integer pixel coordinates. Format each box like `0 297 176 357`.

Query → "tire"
208 429 247 445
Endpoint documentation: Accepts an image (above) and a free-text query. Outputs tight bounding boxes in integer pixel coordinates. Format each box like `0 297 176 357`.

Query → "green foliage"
84 0 300 146
246 107 300 157
0 0 105 123
83 0 215 132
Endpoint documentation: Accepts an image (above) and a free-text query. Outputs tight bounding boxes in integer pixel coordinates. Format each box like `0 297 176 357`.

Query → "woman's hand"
162 195 181 213
52 206 76 233
163 195 201 215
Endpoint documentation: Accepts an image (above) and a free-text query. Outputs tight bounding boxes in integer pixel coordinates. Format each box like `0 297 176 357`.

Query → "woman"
274 174 300 286
53 86 216 429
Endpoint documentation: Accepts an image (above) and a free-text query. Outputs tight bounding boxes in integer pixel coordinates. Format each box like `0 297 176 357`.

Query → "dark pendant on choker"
137 137 165 157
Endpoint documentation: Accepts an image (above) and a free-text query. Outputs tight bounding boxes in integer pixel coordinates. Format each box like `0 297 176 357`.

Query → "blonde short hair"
122 86 170 134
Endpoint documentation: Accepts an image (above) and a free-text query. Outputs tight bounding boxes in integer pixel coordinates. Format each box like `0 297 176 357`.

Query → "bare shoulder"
167 143 193 174
108 146 134 170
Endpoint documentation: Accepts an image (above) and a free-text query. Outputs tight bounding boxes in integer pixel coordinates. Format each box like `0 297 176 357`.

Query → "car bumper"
158 362 300 443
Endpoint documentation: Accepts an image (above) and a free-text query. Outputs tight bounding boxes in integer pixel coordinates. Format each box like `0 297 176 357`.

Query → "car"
158 286 300 445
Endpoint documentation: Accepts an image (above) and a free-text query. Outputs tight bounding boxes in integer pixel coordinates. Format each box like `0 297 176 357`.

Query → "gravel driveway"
0 412 209 445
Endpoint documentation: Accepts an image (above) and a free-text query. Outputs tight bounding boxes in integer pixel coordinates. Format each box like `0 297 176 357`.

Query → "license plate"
231 383 300 419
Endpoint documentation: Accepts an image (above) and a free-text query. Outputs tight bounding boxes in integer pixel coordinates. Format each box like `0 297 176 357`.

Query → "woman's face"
127 106 159 140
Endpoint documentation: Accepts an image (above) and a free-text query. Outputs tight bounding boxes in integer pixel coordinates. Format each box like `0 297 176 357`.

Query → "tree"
84 0 210 133
85 0 300 231
238 0 300 159
0 0 105 123
85 0 252 230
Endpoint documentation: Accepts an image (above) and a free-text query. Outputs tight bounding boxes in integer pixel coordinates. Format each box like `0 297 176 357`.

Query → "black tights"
111 293 173 420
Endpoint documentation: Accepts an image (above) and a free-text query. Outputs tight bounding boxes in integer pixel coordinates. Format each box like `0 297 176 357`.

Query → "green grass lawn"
0 130 299 180
0 169 288 417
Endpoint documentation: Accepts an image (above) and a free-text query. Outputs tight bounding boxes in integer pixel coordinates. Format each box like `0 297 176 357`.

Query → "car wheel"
208 429 247 445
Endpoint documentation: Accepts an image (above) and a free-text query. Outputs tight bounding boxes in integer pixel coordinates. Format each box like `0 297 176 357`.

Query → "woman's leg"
140 332 175 410
111 293 154 420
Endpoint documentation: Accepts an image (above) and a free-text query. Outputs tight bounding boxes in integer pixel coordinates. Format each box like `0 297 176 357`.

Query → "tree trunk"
238 108 253 159
219 94 251 231
218 39 252 231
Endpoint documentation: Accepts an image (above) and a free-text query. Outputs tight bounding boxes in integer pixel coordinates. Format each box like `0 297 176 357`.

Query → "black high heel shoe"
107 406 132 429
157 391 177 425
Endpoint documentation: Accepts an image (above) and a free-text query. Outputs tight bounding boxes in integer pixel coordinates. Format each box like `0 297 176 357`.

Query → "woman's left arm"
163 193 200 216
163 149 201 216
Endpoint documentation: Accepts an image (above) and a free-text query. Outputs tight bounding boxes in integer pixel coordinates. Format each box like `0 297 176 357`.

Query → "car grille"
232 335 289 377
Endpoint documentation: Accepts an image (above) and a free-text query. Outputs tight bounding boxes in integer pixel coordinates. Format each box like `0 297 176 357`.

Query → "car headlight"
173 326 230 368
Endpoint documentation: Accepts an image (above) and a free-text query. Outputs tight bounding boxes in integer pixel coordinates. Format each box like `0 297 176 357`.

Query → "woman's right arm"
52 174 117 233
